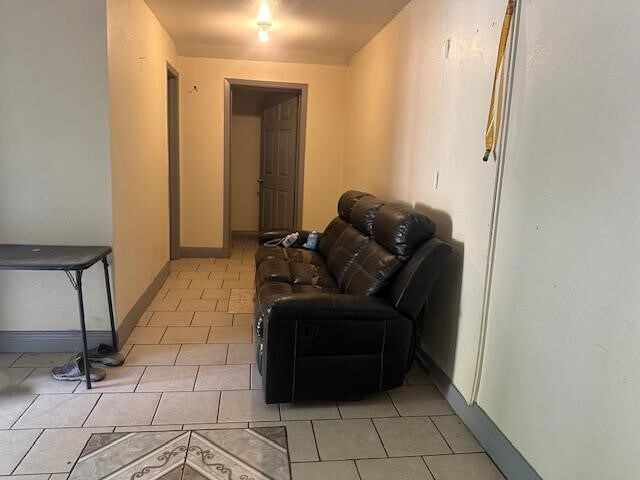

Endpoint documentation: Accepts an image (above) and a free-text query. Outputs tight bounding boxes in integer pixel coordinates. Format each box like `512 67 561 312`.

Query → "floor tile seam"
369 417 390 459
7 353 25 367
80 393 103 428
8 425 116 433
309 420 322 462
133 366 148 393
384 391 401 418
427 415 454 454
148 389 164 426
420 455 437 479
192 364 200 391
174 344 183 366
423 451 490 458
352 458 364 480
7 394 39 429
9 425 45 476
45 425 116 478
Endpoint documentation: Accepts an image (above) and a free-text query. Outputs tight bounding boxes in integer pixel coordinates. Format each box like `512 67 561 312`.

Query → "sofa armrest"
263 292 399 321
259 230 312 246
258 292 411 403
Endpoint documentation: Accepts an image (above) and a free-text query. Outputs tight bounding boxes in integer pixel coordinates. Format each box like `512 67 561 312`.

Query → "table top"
0 245 112 271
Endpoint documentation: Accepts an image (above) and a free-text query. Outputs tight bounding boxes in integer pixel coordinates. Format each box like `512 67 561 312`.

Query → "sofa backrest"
318 190 371 257
321 191 438 298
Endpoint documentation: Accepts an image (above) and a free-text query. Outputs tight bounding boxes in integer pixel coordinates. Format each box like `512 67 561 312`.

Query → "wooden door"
259 94 299 232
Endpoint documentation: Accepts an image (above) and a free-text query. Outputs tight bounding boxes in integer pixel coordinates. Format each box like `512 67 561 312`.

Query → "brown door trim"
223 78 308 256
167 63 180 260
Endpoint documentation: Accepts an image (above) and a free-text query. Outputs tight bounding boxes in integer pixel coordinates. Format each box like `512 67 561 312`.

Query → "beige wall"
177 57 348 248
106 0 178 325
344 0 505 400
230 114 261 232
0 0 113 330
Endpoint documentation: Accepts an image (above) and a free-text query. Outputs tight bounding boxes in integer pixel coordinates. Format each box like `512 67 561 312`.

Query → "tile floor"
0 240 504 480
67 427 290 479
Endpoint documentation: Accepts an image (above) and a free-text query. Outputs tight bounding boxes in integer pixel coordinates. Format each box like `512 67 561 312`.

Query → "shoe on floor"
51 353 106 382
87 343 124 366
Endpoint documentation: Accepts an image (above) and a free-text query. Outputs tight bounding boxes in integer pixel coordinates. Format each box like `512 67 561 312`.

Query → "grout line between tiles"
386 391 402 417
193 365 200 391
310 420 322 461
174 345 183 366
81 393 103 428
370 418 390 458
10 426 45 475
422 454 438 478
134 366 148 392
428 415 454 454
7 352 24 367
9 393 40 430
148 390 164 427
353 459 364 480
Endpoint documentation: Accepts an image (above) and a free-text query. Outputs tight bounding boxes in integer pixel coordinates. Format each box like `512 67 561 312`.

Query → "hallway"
0 240 502 480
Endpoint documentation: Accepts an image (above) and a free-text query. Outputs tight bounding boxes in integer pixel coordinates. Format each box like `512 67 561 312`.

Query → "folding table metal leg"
102 257 117 350
74 270 92 389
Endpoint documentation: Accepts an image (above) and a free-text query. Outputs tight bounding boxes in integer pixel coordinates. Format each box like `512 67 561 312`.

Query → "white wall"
178 57 348 248
0 0 113 330
230 115 261 232
477 2 640 479
344 0 507 400
346 0 640 478
106 0 178 325
230 91 263 233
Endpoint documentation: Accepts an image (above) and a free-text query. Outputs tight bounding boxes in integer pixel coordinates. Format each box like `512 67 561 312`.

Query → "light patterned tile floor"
0 245 503 479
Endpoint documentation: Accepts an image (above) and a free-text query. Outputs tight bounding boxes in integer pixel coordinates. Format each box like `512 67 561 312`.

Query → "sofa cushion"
289 261 337 289
337 190 372 222
292 284 340 294
256 245 325 266
373 203 436 259
351 196 385 236
341 241 405 296
257 259 292 284
256 258 337 290
326 226 369 287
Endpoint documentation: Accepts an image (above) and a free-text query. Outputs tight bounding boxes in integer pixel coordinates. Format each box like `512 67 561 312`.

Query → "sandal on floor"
87 343 124 366
51 353 106 382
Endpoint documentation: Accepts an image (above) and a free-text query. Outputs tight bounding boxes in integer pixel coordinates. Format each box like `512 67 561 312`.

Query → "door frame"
167 63 180 260
223 78 308 256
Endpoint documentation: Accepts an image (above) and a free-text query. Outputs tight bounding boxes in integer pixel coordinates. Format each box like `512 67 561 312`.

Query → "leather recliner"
255 191 452 404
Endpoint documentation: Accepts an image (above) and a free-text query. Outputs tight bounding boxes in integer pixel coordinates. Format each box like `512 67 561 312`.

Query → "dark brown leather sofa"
254 191 452 403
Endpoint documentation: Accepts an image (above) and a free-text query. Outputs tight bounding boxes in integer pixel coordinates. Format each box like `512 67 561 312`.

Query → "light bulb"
258 28 269 43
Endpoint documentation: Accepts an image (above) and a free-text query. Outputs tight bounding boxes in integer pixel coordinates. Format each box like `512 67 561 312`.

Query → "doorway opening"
223 79 308 255
167 64 180 260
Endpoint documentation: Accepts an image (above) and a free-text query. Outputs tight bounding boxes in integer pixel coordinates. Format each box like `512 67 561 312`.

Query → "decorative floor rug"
68 427 290 480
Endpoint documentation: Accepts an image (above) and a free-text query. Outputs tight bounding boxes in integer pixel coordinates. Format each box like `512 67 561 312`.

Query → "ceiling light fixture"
257 21 271 43
257 1 272 43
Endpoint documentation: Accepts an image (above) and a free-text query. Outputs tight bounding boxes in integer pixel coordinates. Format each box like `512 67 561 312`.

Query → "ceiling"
144 0 410 65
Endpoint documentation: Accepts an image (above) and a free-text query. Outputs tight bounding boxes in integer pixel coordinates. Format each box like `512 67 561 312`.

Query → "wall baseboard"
0 330 115 353
115 261 170 348
180 247 228 258
0 262 170 353
415 347 542 480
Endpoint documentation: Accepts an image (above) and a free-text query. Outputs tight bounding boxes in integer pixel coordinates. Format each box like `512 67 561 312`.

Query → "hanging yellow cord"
483 0 516 161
